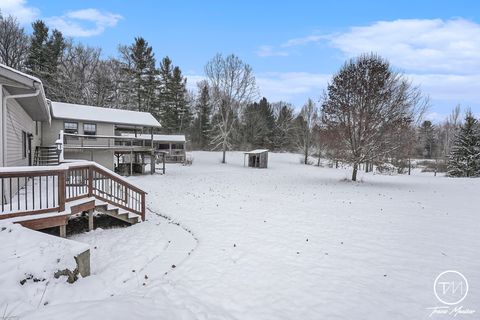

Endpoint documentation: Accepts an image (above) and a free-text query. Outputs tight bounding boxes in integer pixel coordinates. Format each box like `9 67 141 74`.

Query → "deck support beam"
59 224 66 238
88 209 94 231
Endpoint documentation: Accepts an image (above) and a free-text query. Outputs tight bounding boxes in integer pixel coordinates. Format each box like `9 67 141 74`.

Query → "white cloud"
46 9 122 37
0 0 39 24
256 72 330 104
330 18 480 74
281 34 329 47
256 45 289 57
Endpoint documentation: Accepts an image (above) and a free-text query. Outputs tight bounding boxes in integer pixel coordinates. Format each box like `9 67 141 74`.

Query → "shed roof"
244 149 269 154
50 102 161 128
122 133 186 142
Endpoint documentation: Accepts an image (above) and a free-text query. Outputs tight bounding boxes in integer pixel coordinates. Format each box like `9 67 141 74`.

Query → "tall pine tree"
26 20 65 100
157 56 190 133
448 112 480 177
191 81 212 149
117 37 157 112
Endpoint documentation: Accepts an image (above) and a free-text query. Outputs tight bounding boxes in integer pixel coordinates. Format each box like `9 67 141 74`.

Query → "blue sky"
3 0 480 120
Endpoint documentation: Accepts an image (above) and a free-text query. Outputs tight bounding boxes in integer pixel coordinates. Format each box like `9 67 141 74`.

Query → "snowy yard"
3 151 480 319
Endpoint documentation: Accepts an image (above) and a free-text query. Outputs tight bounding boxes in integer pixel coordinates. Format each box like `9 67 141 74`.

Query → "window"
64 122 78 134
22 131 27 158
83 123 97 138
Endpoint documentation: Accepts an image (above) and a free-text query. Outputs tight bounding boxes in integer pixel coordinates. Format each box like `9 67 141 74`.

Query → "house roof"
0 64 50 122
122 133 186 142
244 149 269 154
50 102 161 128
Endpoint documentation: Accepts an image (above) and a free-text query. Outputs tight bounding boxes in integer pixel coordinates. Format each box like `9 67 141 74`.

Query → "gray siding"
5 97 41 167
42 119 115 146
43 119 116 170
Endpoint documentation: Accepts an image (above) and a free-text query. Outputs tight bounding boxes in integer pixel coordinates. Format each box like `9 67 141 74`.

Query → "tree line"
1 13 478 179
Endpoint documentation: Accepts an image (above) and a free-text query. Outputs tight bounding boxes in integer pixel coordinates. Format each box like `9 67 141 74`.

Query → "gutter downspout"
1 84 41 167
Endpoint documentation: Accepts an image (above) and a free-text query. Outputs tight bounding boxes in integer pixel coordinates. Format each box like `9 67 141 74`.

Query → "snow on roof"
51 102 161 127
244 149 269 154
0 63 43 84
122 133 186 142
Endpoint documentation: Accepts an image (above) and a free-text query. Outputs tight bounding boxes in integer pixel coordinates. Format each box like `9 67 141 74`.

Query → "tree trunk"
352 163 358 181
222 140 227 163
317 154 321 166
304 151 308 165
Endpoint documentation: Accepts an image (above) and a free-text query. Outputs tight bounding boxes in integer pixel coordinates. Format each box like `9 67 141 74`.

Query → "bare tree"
322 54 428 181
0 14 29 70
205 54 257 163
295 98 318 165
58 41 101 104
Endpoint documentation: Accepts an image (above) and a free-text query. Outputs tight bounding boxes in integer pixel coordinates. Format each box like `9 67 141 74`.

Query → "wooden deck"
0 162 146 237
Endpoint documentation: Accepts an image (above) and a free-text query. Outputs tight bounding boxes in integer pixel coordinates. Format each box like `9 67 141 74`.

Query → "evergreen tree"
191 81 212 149
241 97 274 149
128 37 157 113
447 112 480 177
26 20 65 99
272 102 295 151
419 120 437 158
157 56 190 133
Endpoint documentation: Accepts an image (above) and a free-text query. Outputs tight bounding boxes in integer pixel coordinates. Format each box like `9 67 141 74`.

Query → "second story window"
83 123 97 137
64 122 78 135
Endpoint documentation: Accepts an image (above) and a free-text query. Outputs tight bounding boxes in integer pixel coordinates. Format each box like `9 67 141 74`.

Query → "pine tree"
447 112 480 177
241 97 275 149
128 37 157 113
26 20 65 99
157 56 190 133
272 102 295 151
191 81 212 149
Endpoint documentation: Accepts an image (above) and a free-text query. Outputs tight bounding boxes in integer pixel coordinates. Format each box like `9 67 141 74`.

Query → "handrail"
63 133 148 140
1 161 146 221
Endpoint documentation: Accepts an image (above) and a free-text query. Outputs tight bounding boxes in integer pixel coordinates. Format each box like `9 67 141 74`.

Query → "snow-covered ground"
2 151 479 319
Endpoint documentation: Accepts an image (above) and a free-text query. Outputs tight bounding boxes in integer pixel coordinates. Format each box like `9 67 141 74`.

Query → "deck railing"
0 162 146 221
63 133 153 150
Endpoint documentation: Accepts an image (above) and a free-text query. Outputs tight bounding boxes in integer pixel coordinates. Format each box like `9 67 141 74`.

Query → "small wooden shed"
244 149 269 168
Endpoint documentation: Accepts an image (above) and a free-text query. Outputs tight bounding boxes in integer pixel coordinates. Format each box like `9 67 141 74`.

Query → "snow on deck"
3 151 480 319
51 101 161 127
122 133 186 142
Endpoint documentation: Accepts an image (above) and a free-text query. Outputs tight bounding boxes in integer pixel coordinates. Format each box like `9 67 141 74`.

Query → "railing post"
58 170 66 212
141 192 145 221
88 166 93 197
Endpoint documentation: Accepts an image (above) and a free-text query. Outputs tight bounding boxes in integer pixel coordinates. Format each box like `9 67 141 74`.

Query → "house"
0 64 50 168
42 101 162 175
244 149 269 168
122 133 187 163
1 64 153 244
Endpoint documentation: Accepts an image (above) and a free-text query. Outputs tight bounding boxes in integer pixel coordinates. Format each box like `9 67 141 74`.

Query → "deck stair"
94 202 140 225
34 146 60 166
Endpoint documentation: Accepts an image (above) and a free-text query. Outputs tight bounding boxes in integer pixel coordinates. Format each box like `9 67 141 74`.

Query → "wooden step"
94 202 139 225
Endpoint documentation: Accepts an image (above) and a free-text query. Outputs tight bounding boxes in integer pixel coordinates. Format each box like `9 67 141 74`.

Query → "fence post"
88 166 93 197
58 170 66 212
141 192 145 221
